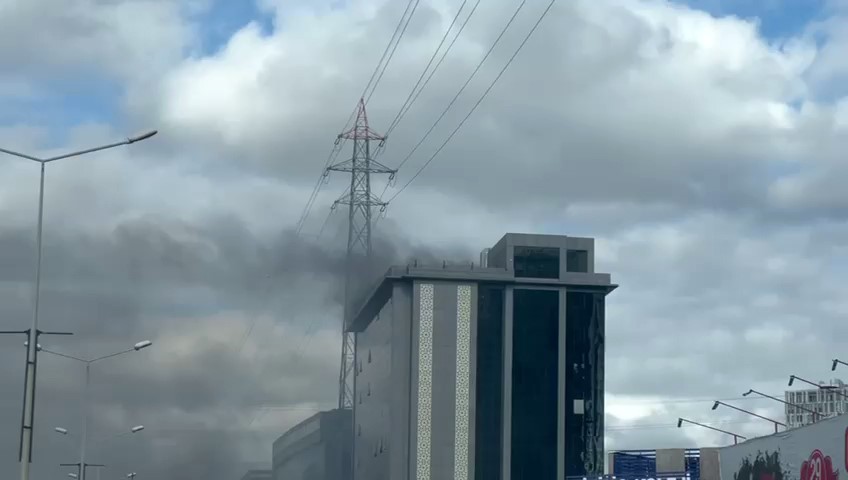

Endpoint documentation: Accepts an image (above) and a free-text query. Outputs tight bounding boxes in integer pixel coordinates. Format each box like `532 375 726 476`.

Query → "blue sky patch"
0 77 123 147
194 0 275 56
681 0 828 39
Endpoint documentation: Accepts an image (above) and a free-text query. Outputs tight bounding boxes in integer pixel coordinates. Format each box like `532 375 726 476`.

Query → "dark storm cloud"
0 205 471 479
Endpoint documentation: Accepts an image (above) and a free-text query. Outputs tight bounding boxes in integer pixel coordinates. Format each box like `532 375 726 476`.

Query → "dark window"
566 249 589 273
565 291 605 476
514 246 560 279
475 287 504 480
512 289 558 480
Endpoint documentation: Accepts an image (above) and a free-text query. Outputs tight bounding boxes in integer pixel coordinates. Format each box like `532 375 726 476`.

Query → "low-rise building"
240 470 272 480
272 409 352 480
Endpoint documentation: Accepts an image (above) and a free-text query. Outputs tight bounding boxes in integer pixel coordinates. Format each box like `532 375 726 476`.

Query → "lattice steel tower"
327 98 396 409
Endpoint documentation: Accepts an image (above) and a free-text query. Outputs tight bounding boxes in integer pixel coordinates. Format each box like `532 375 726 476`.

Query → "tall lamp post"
38 341 153 480
57 425 144 480
833 359 848 371
0 129 157 480
743 389 821 422
677 417 746 445
789 375 848 399
711 400 785 433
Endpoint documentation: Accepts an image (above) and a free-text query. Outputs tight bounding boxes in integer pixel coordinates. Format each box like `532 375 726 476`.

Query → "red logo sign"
801 450 839 480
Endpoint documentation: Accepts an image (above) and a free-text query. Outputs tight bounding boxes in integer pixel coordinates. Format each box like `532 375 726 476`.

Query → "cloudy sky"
1 0 848 478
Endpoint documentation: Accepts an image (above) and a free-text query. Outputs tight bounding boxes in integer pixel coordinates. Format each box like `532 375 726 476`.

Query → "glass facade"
475 287 504 480
565 291 605 476
512 289 559 480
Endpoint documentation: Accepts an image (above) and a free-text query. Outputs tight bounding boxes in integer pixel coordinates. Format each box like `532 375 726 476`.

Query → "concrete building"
272 409 352 480
785 378 848 428
349 233 617 480
241 470 272 480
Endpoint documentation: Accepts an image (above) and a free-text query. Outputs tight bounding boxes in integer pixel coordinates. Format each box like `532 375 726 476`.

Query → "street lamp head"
133 340 153 351
677 418 683 428
742 389 753 397
789 375 796 386
131 425 145 433
68 474 78 479
127 130 158 144
711 401 720 411
54 427 68 435
834 359 840 372
23 341 42 351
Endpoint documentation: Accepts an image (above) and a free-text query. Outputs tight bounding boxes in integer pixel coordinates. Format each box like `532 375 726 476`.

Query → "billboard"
719 414 848 480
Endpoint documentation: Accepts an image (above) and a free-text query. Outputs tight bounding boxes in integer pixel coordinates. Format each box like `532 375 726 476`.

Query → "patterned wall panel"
454 285 472 480
416 284 435 480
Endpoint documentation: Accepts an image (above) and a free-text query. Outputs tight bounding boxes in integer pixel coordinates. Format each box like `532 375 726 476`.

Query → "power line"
386 0 555 205
361 0 417 103
382 0 480 138
365 0 422 104
387 0 531 179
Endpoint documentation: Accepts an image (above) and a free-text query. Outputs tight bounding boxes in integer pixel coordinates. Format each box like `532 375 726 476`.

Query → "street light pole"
40 341 153 480
789 375 848 400
833 359 848 371
677 417 746 444
711 400 785 433
0 130 157 480
743 389 821 422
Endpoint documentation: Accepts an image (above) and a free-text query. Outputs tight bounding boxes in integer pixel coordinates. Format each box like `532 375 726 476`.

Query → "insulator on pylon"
334 136 341 145
378 138 386 147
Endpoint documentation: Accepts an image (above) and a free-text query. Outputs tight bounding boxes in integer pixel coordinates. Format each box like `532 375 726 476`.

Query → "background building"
607 449 719 480
272 409 352 480
350 233 617 480
784 378 847 428
240 470 272 480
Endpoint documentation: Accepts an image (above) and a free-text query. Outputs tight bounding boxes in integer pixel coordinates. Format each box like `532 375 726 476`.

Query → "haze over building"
349 233 616 479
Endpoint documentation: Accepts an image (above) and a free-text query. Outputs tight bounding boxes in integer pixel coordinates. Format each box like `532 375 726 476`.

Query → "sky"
1 0 848 478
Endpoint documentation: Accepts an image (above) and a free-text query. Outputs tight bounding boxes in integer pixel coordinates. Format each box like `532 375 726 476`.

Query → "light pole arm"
89 348 136 364
745 389 821 419
678 417 746 444
0 147 42 162
40 348 87 363
791 375 848 400
713 401 785 427
833 359 848 371
44 141 130 163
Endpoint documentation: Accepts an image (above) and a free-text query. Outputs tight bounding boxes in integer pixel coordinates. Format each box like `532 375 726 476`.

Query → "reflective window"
514 246 560 279
512 289 559 479
566 249 589 273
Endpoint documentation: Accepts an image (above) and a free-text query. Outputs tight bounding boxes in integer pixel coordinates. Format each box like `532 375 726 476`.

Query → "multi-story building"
272 409 353 480
349 232 617 480
785 379 848 428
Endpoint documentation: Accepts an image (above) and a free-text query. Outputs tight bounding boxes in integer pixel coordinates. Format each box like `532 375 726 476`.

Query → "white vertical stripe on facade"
416 284 435 480
454 285 472 480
